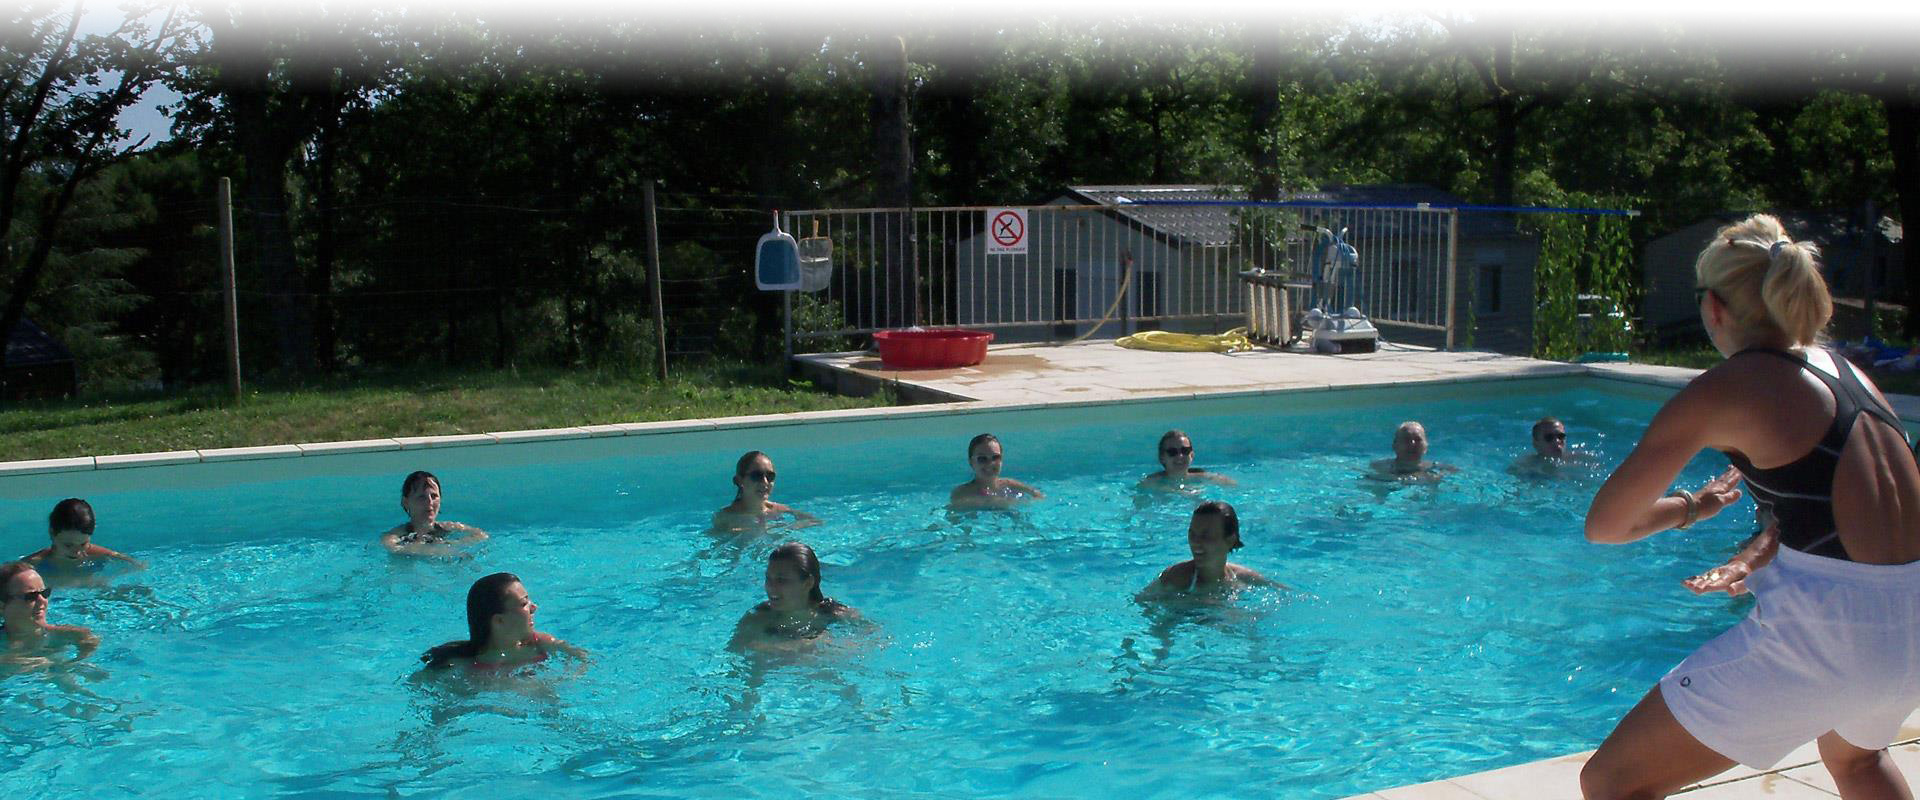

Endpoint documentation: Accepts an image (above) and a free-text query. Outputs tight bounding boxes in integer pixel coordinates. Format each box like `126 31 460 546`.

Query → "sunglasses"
1163 446 1194 457
1694 286 1720 306
973 453 1002 463
7 588 51 603
744 469 776 482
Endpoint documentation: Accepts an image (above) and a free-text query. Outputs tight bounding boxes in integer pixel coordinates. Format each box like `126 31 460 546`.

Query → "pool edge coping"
6 360 1913 480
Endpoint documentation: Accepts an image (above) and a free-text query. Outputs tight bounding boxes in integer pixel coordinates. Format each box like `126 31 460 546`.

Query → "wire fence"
782 202 1464 350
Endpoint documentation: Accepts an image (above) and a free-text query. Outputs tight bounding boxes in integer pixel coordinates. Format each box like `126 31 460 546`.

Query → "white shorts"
1660 545 1920 769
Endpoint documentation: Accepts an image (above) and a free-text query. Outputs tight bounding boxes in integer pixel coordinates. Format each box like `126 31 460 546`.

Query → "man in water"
1370 421 1456 484
1510 417 1600 477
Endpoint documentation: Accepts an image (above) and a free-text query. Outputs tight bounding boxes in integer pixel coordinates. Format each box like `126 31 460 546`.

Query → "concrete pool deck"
796 339 1920 798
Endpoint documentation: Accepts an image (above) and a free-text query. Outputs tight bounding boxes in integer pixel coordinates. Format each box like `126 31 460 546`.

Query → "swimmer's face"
1188 513 1238 561
50 529 90 561
402 478 441 522
763 558 816 612
1533 422 1568 459
3 569 49 626
969 441 1003 481
1159 435 1194 473
735 455 776 499
493 581 536 638
1393 424 1427 462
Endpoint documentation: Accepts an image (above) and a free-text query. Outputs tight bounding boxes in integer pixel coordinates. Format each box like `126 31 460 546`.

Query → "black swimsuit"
1721 348 1907 561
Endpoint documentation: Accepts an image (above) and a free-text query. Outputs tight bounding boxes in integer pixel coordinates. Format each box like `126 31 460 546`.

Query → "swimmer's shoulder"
1156 560 1196 587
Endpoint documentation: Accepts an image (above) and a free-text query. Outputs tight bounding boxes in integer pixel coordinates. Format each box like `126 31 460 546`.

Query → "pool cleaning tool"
1114 327 1255 353
1303 306 1379 354
1302 223 1361 313
755 211 801 291
798 219 833 292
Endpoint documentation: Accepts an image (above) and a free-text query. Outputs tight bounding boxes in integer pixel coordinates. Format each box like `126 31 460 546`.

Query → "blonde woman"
1581 215 1920 799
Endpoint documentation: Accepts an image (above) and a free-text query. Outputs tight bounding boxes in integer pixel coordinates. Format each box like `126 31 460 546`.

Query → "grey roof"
5 319 73 368
1057 184 1528 246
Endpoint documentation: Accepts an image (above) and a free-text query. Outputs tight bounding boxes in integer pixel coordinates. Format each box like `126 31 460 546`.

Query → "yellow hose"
1114 327 1256 353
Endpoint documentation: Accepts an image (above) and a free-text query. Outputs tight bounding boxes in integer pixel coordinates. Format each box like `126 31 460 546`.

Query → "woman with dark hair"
729 542 861 651
1 561 99 668
949 433 1044 510
1138 502 1281 599
21 498 144 585
1139 430 1236 492
420 572 585 673
1581 214 1920 799
713 451 819 532
380 471 488 556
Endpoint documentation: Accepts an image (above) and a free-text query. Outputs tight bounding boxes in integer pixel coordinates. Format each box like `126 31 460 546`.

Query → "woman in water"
420 572 586 673
949 433 1044 510
729 541 861 651
1 561 99 669
1581 214 1919 799
380 471 488 556
21 498 144 585
713 451 819 532
1138 501 1281 598
1139 430 1236 492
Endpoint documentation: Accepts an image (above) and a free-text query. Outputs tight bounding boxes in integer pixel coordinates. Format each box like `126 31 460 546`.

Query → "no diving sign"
986 208 1028 255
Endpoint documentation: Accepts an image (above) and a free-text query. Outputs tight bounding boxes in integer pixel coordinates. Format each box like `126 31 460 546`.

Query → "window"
1477 265 1503 314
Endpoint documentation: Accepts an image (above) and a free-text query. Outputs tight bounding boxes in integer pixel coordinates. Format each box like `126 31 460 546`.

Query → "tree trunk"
869 35 916 328
219 30 314 374
312 114 339 373
1248 31 1283 202
1883 88 1920 337
1489 27 1517 209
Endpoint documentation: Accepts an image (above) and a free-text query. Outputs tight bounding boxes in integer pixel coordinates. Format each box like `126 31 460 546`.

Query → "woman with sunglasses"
1581 214 1920 799
1139 430 1237 492
714 451 819 532
0 561 98 668
949 433 1044 510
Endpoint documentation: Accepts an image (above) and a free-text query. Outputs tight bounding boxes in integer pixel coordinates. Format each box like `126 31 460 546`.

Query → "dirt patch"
845 353 1057 379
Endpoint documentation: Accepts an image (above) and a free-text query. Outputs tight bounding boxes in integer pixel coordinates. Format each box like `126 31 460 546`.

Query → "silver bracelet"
1668 488 1699 529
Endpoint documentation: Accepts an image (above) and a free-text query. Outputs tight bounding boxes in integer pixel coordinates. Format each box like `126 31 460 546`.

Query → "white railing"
782 203 1459 351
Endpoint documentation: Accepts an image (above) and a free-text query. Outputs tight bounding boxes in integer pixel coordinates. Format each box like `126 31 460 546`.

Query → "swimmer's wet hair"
49 498 94 536
1193 501 1241 548
401 471 439 497
770 540 827 604
967 433 1000 457
421 571 522 668
734 450 769 476
1532 417 1562 438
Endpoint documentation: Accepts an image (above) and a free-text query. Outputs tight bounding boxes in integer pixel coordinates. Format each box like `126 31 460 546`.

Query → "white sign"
985 208 1028 255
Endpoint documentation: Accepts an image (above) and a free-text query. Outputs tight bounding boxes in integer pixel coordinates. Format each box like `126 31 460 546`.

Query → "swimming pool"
0 376 1758 798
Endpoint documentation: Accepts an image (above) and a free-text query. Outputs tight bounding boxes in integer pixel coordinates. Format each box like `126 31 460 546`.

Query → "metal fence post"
217 177 242 401
643 181 668 382
1445 208 1460 351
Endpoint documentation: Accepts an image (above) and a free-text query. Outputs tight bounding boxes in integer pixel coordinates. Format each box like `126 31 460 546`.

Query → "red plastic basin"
871 329 994 369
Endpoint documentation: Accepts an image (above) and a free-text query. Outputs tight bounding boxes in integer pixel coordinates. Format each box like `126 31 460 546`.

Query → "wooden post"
218 177 242 401
1445 209 1460 351
644 180 668 382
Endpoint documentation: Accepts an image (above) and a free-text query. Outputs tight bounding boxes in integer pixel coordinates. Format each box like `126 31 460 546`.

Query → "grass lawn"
0 363 891 462
1634 344 1920 397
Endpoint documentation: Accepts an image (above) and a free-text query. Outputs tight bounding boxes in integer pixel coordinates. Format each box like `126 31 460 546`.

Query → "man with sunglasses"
1511 417 1601 478
1 561 98 668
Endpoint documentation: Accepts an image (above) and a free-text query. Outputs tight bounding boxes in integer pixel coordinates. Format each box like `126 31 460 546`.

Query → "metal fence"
782 203 1461 352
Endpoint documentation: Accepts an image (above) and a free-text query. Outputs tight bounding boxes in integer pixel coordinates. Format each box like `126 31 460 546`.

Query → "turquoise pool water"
0 377 1759 798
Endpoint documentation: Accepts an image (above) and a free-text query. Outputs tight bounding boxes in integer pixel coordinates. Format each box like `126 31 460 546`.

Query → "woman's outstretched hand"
1695 466 1745 522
